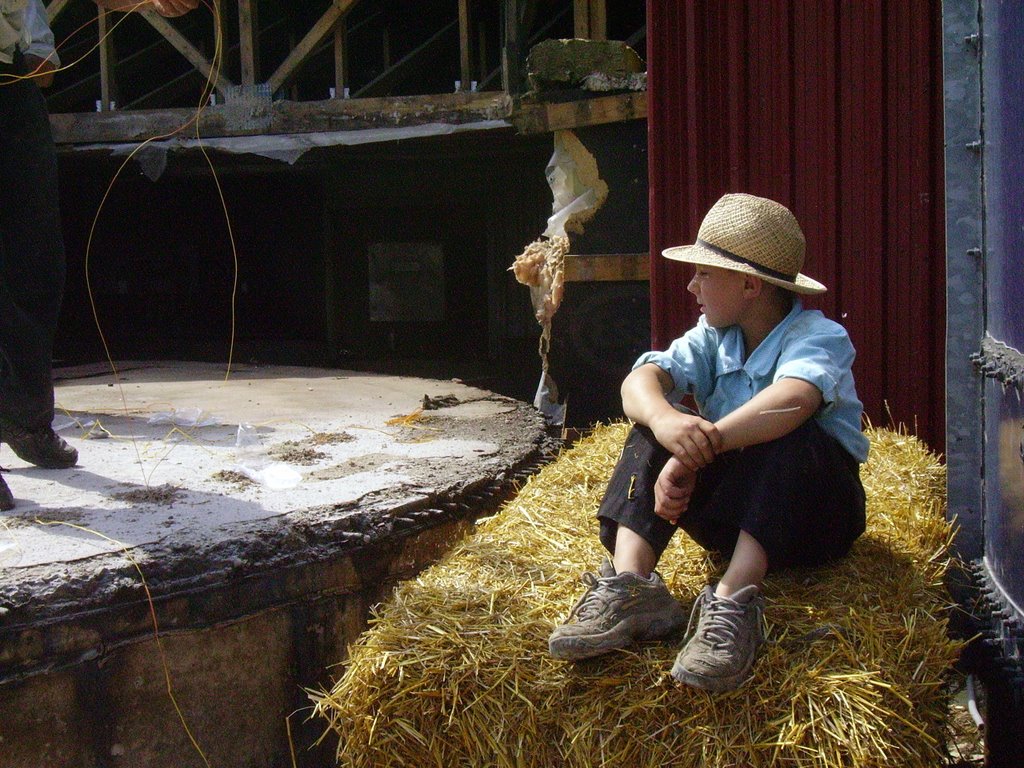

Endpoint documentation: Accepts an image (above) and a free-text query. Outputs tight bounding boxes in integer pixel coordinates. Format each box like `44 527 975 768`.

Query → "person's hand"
655 457 695 525
649 409 722 473
149 0 198 16
24 54 56 88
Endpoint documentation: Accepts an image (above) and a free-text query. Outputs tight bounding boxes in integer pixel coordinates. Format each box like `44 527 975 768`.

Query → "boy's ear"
742 274 764 297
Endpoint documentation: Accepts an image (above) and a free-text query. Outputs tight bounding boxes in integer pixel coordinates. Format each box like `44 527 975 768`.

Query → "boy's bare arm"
621 364 722 471
714 377 822 452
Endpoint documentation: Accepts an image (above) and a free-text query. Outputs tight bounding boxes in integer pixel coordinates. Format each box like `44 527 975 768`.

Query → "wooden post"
97 7 115 111
502 0 523 95
267 0 358 96
589 0 606 41
477 22 487 86
334 21 348 97
573 0 607 41
458 0 472 88
238 0 259 87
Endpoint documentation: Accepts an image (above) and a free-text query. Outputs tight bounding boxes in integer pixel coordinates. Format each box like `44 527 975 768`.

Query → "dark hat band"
696 238 797 283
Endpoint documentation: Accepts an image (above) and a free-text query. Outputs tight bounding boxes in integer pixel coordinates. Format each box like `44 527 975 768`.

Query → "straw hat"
662 193 826 294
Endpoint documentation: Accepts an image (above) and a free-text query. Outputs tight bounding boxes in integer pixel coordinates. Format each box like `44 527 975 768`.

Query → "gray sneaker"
671 584 765 692
548 559 687 660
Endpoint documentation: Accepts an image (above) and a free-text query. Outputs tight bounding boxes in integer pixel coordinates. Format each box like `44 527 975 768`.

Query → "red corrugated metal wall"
646 1 947 451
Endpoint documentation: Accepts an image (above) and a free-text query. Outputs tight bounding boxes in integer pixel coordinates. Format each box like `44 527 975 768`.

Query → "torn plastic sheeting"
231 462 303 490
146 407 219 428
87 120 511 181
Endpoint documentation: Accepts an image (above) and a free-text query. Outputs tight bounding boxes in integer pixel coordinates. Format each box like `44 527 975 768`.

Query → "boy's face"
687 265 749 328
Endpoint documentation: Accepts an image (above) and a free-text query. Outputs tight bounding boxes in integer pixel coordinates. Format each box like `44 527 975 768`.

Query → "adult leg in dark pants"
0 54 77 510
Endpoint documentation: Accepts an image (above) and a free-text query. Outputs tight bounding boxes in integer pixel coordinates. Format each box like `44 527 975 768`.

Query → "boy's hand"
655 457 695 524
650 410 722 472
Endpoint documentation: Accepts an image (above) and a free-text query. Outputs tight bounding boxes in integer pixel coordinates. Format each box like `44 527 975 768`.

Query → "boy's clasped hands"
650 409 721 524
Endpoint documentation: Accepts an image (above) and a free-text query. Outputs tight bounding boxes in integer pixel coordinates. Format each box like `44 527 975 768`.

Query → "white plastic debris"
146 407 218 428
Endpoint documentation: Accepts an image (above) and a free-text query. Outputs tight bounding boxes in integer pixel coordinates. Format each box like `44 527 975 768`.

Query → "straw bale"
313 424 961 767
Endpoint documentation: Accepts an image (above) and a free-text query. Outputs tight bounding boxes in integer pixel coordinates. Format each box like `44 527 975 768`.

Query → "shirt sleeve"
632 318 718 404
24 0 58 67
773 319 854 410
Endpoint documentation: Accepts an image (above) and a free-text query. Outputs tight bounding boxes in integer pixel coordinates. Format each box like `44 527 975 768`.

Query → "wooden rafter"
139 8 236 98
354 18 456 99
266 0 360 96
44 0 72 22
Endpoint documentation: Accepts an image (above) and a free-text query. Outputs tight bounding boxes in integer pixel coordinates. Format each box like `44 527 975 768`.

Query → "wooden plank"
458 0 472 86
511 92 647 134
49 91 512 144
238 0 259 86
267 0 359 96
563 253 649 282
139 9 236 97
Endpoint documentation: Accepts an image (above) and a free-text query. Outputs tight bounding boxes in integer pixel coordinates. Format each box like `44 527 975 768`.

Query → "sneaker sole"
549 611 686 661
669 653 756 693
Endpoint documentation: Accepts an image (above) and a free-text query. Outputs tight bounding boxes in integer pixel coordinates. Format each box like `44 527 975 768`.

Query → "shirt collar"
716 298 804 376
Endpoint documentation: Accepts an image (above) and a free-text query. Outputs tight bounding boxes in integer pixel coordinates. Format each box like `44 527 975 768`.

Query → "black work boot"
0 473 14 511
0 418 78 469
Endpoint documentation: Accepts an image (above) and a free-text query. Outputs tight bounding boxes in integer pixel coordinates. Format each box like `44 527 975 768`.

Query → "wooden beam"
49 91 512 144
238 0 259 87
267 0 359 96
563 253 649 282
139 9 236 98
511 91 647 134
458 0 472 86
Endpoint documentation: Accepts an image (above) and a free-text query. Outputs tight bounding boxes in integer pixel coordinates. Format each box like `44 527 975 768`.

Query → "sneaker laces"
567 571 613 622
685 591 763 648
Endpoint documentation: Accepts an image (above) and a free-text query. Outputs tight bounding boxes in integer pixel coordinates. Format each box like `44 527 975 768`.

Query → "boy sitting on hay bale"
549 193 869 693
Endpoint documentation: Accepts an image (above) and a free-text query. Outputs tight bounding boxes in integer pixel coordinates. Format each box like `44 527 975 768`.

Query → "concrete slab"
0 362 554 666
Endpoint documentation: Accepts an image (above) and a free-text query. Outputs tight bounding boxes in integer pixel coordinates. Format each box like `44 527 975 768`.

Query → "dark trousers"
0 53 66 431
597 417 866 571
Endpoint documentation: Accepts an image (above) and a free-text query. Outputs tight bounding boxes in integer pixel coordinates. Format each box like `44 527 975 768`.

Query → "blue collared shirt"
634 299 870 463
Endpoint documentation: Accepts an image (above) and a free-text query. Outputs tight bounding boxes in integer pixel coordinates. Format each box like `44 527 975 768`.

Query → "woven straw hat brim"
662 242 827 295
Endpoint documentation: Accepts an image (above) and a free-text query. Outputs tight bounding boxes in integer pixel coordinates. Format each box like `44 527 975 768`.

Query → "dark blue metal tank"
945 0 1024 761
